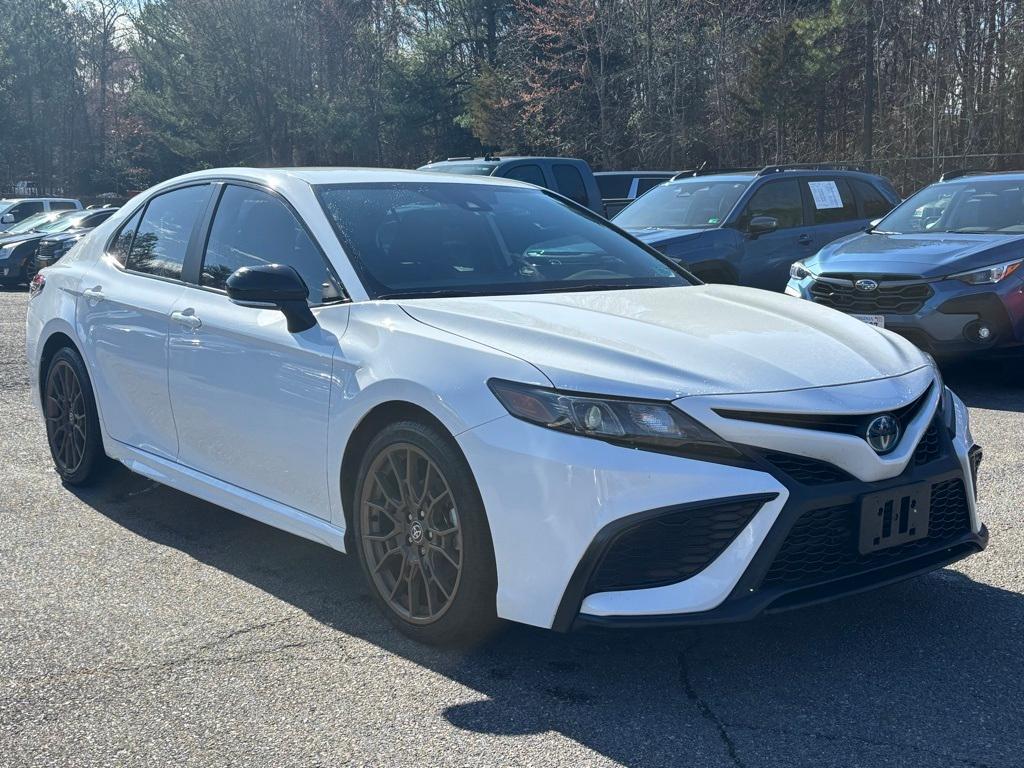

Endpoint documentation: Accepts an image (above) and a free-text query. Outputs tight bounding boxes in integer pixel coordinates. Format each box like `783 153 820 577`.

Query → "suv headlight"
950 258 1022 284
487 379 739 457
790 261 814 280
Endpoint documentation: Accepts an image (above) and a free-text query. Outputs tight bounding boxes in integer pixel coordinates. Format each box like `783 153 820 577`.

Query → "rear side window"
596 175 631 199
806 178 858 224
552 164 589 205
739 180 804 229
110 209 143 265
201 184 342 305
852 179 894 218
49 201 77 211
10 202 44 221
503 164 546 187
126 184 211 280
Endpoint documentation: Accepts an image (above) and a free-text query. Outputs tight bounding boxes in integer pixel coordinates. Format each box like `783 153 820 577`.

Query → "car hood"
811 231 1024 279
0 232 43 247
622 227 708 248
399 285 928 400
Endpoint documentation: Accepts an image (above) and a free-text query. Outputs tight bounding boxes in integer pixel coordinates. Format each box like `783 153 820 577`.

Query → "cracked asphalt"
1 286 1022 767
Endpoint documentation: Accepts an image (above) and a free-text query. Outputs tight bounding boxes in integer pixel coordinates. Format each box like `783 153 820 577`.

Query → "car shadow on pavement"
71 466 1024 768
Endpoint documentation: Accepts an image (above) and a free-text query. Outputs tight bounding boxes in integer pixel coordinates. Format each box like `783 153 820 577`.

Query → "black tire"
42 346 109 486
352 419 502 646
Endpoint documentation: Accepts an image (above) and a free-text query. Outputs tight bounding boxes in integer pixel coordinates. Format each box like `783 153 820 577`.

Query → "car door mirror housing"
1 214 14 224
225 264 317 333
746 215 778 237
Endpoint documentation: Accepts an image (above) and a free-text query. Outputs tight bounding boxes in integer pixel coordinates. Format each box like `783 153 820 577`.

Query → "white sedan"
25 168 987 645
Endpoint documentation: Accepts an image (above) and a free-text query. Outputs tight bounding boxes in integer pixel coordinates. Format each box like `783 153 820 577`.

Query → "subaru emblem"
865 414 900 454
855 279 879 292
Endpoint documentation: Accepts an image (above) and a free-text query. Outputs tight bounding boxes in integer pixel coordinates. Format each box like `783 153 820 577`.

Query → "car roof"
0 197 78 202
938 171 1024 184
593 171 675 176
420 156 585 166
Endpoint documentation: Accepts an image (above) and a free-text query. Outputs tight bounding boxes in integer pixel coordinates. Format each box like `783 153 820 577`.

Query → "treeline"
1 0 1022 196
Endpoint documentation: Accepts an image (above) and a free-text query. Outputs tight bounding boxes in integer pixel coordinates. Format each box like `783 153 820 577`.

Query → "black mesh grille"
588 498 766 592
763 452 854 485
913 421 942 465
810 279 933 315
762 479 971 588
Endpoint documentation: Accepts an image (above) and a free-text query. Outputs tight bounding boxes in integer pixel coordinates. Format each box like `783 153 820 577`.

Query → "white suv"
0 197 82 230
25 168 986 645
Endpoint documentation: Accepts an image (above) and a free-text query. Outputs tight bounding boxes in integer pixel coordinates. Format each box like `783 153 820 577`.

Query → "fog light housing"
964 320 994 343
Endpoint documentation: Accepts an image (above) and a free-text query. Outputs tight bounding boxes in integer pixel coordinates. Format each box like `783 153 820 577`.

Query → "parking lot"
1 285 1021 768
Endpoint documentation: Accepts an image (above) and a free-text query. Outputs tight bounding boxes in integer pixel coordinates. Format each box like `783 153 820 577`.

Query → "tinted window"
49 201 77 211
82 210 115 228
596 175 632 198
111 208 143 265
317 182 686 299
614 179 749 229
552 164 588 205
636 177 666 195
10 202 44 221
126 185 210 279
806 178 858 225
852 179 894 218
202 185 341 304
503 164 547 187
878 179 1024 234
739 181 804 229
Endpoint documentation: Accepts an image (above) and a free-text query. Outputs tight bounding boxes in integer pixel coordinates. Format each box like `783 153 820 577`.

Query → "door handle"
171 309 202 330
798 234 813 246
82 287 105 302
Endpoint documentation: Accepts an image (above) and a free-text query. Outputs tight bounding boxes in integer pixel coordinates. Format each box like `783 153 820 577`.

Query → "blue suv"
787 171 1024 358
612 166 900 290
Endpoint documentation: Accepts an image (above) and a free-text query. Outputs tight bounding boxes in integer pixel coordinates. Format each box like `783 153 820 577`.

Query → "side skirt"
106 440 348 553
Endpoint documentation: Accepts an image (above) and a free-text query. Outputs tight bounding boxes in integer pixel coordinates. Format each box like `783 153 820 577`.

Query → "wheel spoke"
427 541 460 570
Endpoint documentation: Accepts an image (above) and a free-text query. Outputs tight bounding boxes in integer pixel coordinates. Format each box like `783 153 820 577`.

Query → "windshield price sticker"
808 181 844 209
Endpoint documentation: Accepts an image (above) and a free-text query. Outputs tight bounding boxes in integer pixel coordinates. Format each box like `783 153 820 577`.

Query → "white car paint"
26 167 983 632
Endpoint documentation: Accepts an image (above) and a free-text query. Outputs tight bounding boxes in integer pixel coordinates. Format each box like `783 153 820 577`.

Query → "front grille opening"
913 420 943 465
810 279 933 315
587 498 768 593
762 479 971 588
763 452 854 485
969 445 983 498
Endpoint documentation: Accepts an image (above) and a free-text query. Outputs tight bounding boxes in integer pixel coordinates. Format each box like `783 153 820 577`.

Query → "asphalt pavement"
1 286 1022 767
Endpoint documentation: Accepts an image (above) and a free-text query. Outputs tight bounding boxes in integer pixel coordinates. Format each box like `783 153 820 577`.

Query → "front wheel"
43 347 109 485
352 420 501 646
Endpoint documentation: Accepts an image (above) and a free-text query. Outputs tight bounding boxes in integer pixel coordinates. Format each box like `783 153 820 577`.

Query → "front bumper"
786 272 1024 357
458 378 984 630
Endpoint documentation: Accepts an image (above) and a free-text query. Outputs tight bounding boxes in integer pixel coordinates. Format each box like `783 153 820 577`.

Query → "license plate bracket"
858 483 930 554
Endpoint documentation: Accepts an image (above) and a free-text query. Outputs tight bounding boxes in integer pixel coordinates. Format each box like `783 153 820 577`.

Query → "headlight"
790 261 814 280
487 379 740 457
950 258 1022 284
0 243 15 259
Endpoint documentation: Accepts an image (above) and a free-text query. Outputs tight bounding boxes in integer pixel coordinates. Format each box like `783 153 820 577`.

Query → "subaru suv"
613 166 900 290
787 171 1024 358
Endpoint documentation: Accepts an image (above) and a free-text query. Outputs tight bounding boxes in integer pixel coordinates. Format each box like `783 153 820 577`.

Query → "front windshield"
5 212 61 234
613 178 750 229
418 163 497 176
877 179 1024 234
40 212 89 233
316 182 688 299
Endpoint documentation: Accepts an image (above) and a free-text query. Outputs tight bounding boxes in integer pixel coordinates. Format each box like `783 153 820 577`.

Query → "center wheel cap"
409 521 425 543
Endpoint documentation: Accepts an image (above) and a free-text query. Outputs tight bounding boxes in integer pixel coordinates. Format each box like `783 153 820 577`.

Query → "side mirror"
226 264 317 333
747 215 778 237
1 214 14 224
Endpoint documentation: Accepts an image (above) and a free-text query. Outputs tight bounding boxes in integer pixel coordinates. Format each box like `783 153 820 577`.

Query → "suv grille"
762 478 970 588
35 240 60 264
810 278 933 315
588 497 768 592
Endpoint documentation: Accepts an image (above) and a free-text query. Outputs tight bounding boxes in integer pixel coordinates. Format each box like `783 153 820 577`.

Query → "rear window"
49 201 78 211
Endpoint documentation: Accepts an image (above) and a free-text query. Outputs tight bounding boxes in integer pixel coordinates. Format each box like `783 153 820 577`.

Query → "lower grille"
588 497 767 592
913 421 942 465
762 478 971 588
763 452 853 485
969 445 983 498
810 278 932 315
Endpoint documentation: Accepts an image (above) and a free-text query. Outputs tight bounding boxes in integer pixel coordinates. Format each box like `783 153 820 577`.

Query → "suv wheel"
352 419 501 646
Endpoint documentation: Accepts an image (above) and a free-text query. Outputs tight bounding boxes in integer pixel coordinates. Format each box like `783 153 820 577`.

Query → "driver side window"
738 181 804 230
201 185 343 305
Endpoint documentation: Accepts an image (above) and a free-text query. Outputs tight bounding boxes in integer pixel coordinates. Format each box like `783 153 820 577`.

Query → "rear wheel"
43 347 108 485
352 420 501 646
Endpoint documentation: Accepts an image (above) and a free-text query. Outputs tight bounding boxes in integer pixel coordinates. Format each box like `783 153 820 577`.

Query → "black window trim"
184 179 350 307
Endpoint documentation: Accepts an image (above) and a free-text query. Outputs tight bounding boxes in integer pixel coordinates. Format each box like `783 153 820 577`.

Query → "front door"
167 183 346 519
737 179 814 291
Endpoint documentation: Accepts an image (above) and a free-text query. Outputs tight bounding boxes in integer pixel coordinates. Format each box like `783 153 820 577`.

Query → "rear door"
803 176 865 250
166 182 345 519
736 179 810 290
77 183 213 458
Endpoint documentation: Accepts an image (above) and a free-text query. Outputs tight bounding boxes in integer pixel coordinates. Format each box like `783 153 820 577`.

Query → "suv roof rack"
670 166 758 181
757 162 869 176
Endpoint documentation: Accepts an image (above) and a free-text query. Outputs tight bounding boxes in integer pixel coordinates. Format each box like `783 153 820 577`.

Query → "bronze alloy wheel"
45 359 88 476
359 443 464 624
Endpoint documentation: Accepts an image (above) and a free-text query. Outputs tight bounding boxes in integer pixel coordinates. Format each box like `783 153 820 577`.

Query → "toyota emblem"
865 414 900 454
855 279 879 292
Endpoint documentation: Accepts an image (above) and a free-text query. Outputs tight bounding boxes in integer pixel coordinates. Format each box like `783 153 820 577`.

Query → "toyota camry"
26 168 987 645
